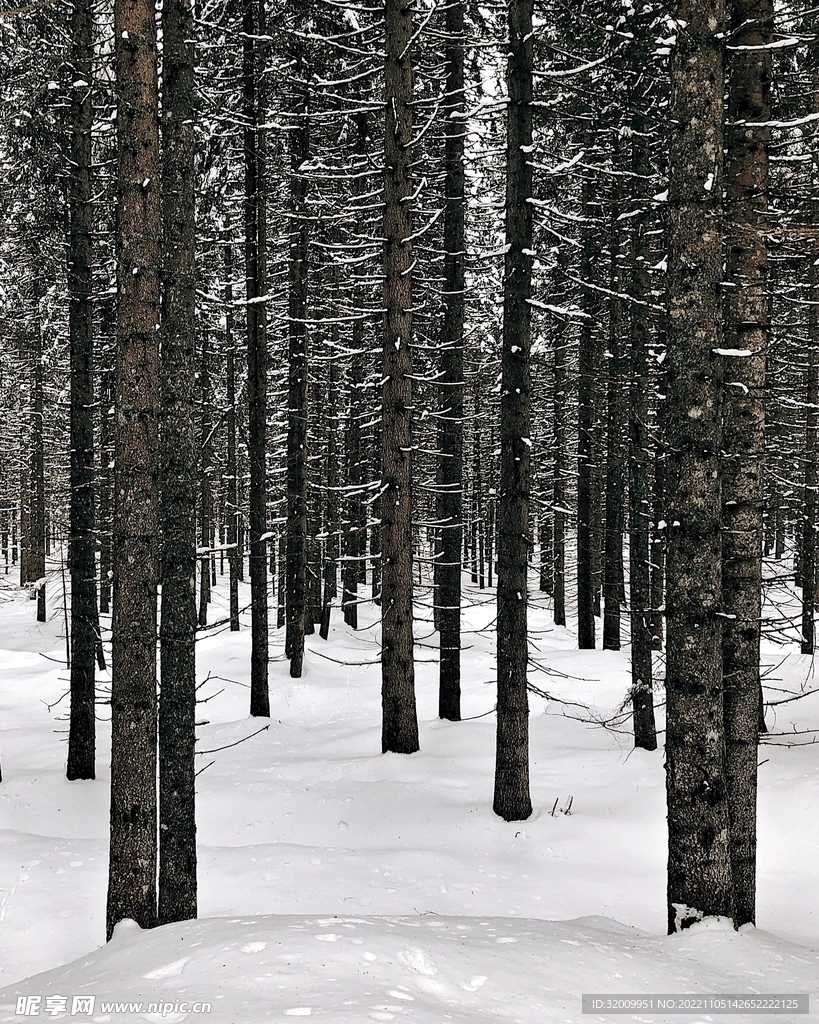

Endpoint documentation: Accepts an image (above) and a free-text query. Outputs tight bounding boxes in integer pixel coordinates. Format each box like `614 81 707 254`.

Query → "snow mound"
1 913 816 1024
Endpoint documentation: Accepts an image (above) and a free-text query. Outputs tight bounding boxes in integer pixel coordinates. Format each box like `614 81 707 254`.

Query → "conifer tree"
381 0 419 754
493 0 533 822
158 0 198 926
438 0 466 722
106 0 162 939
664 0 733 932
66 0 96 781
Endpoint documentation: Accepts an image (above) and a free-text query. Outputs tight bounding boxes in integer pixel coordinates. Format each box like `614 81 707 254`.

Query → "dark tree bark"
721 0 772 929
285 45 310 678
577 168 599 650
804 286 819 652
255 0 269 621
603 182 626 651
627 0 657 752
342 239 364 629
665 0 733 932
99 364 113 616
243 0 269 716
106 0 162 939
472 412 485 589
157 0 198 927
66 0 96 780
552 267 568 628
19 477 27 588
342 346 362 630
493 0 533 822
320 307 339 642
28 311 46 623
237 464 245 583
277 535 286 629
539 524 552 591
381 0 419 754
539 455 553 593
437 0 465 722
19 418 30 592
651 364 667 651
801 69 819 656
486 444 495 591
225 244 240 633
371 489 382 604
198 333 212 627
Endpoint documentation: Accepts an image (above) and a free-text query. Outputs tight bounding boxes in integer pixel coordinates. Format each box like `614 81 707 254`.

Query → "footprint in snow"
397 948 437 976
460 976 488 993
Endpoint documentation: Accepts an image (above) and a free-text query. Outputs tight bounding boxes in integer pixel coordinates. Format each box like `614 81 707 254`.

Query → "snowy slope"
2 913 817 1024
1 568 818 1021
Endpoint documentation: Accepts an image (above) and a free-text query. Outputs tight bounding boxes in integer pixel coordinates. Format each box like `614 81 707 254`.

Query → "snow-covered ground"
0 562 817 1022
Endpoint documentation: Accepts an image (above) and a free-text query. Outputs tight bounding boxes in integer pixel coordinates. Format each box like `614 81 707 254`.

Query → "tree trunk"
342 339 362 629
665 0 733 932
157 0 198 927
381 0 419 754
473 417 485 590
198 332 212 627
627 2 657 753
98 366 113 616
577 168 599 650
553 278 568 627
487 452 495 591
801 73 819 656
277 535 286 629
721 0 772 929
320 275 340 642
106 0 161 938
11 502 17 570
225 244 240 632
493 0 533 822
603 179 625 651
19 423 30 591
243 0 269 716
237 463 245 583
651 370 667 650
437 0 465 722
285 55 310 678
371 490 382 604
539 481 553 595
66 0 96 780
29 311 46 623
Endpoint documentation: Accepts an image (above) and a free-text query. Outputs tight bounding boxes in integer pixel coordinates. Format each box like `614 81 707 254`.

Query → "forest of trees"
0 0 813 943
